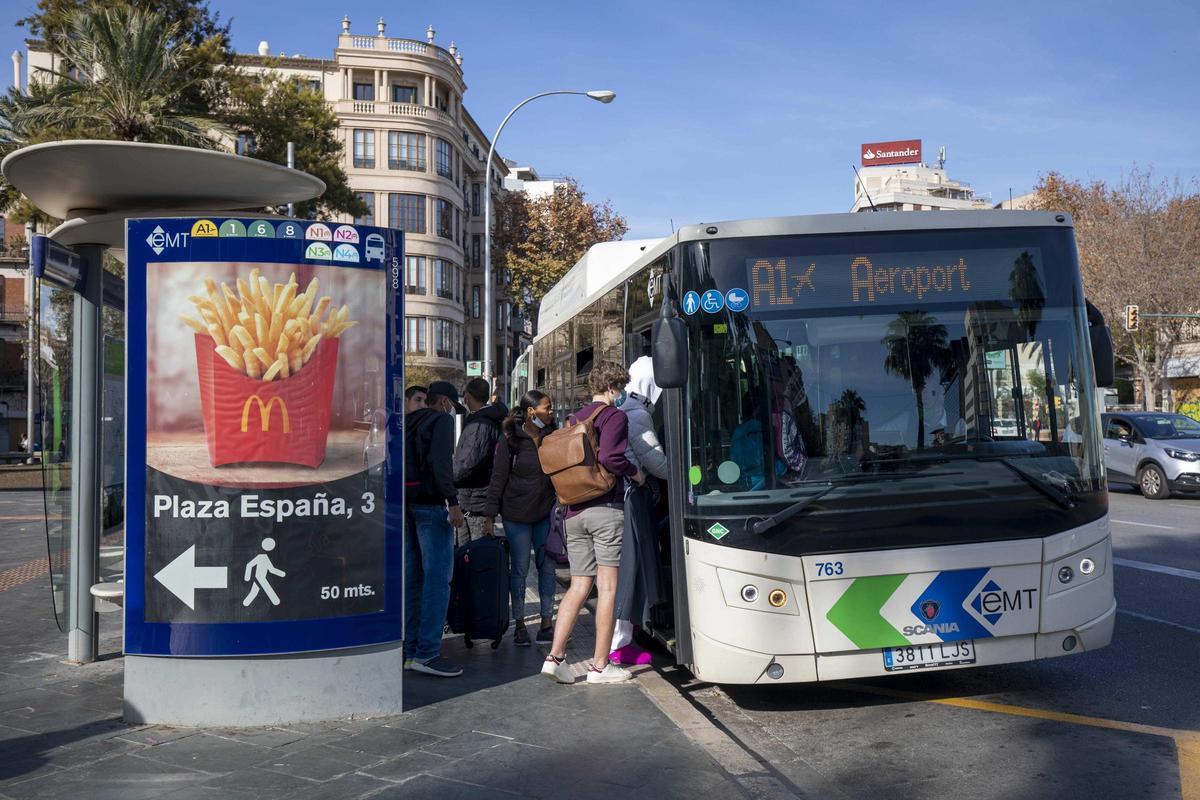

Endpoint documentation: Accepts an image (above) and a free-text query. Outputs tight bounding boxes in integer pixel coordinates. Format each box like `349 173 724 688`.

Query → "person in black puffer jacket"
481 390 559 648
452 378 508 547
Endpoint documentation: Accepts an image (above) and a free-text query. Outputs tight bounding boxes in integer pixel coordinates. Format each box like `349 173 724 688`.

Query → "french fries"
184 271 357 382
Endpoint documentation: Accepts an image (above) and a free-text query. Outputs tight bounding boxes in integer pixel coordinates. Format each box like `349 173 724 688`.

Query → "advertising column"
123 217 404 724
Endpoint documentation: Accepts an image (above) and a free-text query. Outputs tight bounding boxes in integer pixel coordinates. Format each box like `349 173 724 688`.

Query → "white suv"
1102 412 1200 499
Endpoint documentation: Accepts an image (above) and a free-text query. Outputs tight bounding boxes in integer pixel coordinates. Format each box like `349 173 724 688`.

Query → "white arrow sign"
154 545 228 609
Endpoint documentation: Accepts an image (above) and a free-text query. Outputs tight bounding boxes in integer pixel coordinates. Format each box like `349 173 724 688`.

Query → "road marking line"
1114 558 1200 582
839 683 1200 799
1111 519 1177 529
1118 609 1200 636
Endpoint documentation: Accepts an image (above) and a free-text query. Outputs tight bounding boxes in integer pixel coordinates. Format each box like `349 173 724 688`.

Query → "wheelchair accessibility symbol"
701 289 724 313
683 291 701 315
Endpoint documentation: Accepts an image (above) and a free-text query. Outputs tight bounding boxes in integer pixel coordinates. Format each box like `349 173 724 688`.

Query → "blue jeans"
403 505 455 662
504 516 556 623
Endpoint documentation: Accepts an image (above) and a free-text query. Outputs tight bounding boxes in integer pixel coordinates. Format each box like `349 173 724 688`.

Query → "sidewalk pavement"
0 510 751 799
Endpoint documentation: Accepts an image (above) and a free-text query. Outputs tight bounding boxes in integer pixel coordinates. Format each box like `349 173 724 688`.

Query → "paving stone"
357 749 453 782
326 724 441 758
285 771 393 800
417 729 513 759
135 732 277 773
256 747 368 782
3 752 212 800
194 764 320 798
370 774 528 799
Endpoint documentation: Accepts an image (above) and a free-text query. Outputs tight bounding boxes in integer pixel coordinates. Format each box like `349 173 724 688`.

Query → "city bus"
525 211 1116 684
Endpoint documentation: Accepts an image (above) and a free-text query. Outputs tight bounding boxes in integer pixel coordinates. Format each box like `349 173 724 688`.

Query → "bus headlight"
1079 558 1095 576
1058 566 1074 584
768 589 787 608
741 585 759 603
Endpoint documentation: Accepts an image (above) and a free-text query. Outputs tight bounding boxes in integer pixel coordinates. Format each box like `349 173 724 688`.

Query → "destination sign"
746 248 1043 312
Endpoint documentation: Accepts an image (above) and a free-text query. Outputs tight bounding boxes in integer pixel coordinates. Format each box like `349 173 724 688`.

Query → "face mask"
615 391 628 407
531 417 547 429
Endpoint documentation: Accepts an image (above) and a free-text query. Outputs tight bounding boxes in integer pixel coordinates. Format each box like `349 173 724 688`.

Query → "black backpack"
404 411 440 499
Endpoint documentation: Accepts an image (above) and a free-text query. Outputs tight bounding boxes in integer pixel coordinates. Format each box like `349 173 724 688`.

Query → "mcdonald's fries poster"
124 218 404 657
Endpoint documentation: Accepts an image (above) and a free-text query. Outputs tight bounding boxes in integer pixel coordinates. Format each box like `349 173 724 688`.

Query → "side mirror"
1085 301 1115 388
652 316 688 389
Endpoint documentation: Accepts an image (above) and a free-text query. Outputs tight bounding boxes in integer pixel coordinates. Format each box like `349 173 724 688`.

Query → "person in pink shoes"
610 357 668 667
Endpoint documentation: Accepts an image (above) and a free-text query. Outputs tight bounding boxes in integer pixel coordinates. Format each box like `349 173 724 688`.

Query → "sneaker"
410 656 463 677
403 658 414 670
513 626 531 647
586 662 632 684
541 654 573 684
609 644 652 666
535 626 554 647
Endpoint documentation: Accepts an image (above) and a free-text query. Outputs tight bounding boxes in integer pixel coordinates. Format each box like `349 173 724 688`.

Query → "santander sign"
861 139 922 166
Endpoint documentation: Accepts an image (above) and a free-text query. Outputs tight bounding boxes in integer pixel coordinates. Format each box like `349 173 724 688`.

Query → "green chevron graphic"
825 574 909 649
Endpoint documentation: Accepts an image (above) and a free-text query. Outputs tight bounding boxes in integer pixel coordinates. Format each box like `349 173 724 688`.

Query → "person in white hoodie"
611 357 668 664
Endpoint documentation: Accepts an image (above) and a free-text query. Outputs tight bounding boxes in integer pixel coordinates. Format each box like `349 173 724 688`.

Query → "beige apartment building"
23 17 525 396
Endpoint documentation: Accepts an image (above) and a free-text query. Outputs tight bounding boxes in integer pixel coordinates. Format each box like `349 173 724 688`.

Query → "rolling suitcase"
447 535 511 649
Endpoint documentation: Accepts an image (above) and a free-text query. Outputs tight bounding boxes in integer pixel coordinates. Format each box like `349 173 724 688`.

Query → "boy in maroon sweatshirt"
543 361 645 685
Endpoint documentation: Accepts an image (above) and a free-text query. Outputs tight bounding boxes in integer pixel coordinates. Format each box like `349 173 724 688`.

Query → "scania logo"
902 622 960 636
919 599 940 620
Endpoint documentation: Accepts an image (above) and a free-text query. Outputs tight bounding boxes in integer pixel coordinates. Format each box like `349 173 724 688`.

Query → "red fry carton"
194 334 340 468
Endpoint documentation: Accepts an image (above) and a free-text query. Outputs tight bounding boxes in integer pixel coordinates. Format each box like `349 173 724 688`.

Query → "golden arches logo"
241 395 291 433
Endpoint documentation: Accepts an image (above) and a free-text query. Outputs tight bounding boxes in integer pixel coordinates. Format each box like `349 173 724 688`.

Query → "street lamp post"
482 89 615 390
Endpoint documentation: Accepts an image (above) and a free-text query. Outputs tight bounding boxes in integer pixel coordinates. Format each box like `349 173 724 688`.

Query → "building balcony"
338 34 462 73
335 100 457 126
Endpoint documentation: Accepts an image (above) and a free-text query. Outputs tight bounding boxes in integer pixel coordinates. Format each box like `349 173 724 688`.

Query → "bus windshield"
680 226 1106 553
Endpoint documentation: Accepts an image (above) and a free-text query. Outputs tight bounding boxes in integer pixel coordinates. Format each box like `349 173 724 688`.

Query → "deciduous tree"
1031 168 1200 409
493 179 628 325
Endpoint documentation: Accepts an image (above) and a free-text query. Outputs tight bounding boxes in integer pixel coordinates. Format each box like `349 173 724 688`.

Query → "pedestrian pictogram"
683 291 701 315
243 538 287 607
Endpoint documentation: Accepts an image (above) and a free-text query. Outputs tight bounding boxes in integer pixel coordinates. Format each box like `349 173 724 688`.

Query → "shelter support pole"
67 244 104 664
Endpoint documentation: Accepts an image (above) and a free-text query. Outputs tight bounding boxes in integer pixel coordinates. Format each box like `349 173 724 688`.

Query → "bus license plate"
883 640 975 671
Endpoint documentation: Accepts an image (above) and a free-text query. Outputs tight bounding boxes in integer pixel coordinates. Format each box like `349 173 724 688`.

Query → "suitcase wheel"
490 638 501 650
464 636 474 649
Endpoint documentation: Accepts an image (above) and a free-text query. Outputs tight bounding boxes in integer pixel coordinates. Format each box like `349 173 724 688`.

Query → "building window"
472 335 481 361
435 199 454 240
355 192 375 226
389 193 425 233
391 85 418 104
435 138 453 179
405 317 425 353
352 129 375 168
472 235 481 269
434 319 454 358
353 82 374 101
471 184 481 217
388 131 425 171
471 286 481 319
405 256 426 295
236 132 255 155
433 259 456 299
306 79 322 94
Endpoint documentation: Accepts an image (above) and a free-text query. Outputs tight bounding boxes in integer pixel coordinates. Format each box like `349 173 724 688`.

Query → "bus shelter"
2 140 406 725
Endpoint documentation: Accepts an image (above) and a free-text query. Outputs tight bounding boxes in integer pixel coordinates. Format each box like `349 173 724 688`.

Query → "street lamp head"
586 90 616 104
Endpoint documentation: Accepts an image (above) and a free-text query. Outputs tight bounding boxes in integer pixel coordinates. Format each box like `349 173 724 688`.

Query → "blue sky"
4 0 1198 238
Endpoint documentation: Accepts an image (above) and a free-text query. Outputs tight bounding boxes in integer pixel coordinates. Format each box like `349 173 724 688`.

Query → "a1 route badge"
124 217 404 657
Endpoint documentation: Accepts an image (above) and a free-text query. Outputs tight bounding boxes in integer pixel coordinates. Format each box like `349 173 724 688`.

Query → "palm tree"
17 5 221 148
832 389 867 456
1009 251 1046 338
882 311 952 449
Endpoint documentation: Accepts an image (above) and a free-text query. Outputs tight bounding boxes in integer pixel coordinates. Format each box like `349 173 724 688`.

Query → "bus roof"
534 210 1073 341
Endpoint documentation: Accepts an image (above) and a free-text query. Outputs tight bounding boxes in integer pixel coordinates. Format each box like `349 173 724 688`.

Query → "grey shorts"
564 506 623 577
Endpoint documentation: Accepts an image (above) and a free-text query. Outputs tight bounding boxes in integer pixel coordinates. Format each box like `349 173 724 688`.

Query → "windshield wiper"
752 486 834 535
995 458 1076 509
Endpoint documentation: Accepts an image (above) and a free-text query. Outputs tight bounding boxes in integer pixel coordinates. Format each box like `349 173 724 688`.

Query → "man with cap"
403 380 467 677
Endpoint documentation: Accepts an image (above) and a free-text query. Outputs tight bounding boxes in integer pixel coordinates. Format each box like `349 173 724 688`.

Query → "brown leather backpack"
537 404 616 505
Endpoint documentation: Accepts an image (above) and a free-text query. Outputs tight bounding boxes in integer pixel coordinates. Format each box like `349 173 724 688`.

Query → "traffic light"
1124 304 1140 332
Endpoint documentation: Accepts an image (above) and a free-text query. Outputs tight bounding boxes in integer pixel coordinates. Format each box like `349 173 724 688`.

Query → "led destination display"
746 248 1044 312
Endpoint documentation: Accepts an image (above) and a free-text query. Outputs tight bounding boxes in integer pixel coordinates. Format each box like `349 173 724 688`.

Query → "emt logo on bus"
241 395 291 434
